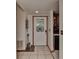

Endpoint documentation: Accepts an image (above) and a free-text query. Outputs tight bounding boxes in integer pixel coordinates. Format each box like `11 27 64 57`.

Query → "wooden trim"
17 49 34 52
32 16 34 45
46 17 48 46
32 16 48 45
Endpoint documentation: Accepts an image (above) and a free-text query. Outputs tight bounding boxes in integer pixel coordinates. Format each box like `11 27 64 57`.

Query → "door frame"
32 16 48 46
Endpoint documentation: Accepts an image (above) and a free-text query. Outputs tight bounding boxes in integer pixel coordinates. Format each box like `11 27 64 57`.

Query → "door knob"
61 30 63 35
45 30 47 32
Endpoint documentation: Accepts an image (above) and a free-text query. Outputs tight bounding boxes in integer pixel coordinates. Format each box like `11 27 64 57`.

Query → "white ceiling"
16 0 59 15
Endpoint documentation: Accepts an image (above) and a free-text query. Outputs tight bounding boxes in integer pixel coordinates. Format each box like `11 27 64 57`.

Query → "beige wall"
16 4 55 50
59 0 63 59
48 10 54 51
16 4 27 50
27 15 33 45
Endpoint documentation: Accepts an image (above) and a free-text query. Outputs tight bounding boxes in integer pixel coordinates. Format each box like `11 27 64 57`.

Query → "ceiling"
16 0 59 15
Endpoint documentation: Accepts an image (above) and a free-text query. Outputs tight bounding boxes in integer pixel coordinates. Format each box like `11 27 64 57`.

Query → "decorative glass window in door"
36 18 44 32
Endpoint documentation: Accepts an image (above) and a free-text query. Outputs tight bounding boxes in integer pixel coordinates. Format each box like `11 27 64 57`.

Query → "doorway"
33 16 48 45
53 13 59 50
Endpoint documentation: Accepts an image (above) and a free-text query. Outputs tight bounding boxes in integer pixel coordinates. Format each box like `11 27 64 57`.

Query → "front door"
33 16 47 45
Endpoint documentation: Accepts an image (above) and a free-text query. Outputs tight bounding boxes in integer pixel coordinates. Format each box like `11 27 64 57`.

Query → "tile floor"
52 50 59 59
17 46 54 59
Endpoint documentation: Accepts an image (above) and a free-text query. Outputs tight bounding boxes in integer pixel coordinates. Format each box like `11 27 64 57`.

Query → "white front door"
34 17 47 45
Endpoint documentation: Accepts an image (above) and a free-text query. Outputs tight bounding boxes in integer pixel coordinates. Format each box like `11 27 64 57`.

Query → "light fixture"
35 10 39 14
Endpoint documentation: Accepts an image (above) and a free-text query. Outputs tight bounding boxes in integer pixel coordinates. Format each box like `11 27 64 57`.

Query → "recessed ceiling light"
35 11 39 13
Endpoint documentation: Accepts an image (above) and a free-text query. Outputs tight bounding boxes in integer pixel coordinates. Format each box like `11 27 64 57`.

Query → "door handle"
61 30 63 35
45 30 47 32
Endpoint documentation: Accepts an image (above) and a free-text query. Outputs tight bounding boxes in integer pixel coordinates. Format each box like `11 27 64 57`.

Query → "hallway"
16 0 62 59
17 46 54 59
